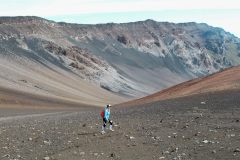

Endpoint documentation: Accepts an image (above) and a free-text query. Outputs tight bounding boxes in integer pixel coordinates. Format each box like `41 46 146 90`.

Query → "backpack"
100 110 105 118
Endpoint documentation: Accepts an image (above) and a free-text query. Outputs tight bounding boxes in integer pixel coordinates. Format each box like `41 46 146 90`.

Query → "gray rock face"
0 17 240 97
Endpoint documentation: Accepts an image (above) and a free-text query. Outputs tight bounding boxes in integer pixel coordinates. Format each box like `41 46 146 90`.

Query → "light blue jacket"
104 107 110 120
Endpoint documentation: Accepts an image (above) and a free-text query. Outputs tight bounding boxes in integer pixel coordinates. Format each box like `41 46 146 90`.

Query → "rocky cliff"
1 16 240 98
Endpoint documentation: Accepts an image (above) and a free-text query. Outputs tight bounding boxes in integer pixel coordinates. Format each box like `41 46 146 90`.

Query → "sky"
0 0 240 37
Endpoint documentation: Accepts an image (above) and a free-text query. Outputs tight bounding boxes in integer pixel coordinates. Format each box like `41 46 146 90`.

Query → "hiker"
101 104 114 134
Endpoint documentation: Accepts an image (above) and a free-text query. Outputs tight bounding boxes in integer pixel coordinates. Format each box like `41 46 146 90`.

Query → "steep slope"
0 52 126 107
0 16 240 99
121 66 240 106
59 19 240 96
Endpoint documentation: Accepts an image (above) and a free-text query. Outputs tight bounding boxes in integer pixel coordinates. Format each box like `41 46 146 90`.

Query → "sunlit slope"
122 66 240 106
0 55 126 107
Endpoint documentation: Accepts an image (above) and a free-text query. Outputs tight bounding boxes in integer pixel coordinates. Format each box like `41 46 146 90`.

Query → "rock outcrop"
1 16 240 98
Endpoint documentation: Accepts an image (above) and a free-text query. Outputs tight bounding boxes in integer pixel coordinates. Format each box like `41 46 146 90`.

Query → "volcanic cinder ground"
0 90 240 160
0 67 240 160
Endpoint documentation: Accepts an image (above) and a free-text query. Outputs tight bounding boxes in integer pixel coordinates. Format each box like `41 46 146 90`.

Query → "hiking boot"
110 125 114 132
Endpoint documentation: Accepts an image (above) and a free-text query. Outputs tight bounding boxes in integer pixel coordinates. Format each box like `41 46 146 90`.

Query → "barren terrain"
0 55 127 107
0 17 240 160
123 66 240 107
0 89 239 160
1 17 240 98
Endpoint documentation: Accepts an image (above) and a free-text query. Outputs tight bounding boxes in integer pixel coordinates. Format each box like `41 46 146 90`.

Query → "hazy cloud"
0 0 239 16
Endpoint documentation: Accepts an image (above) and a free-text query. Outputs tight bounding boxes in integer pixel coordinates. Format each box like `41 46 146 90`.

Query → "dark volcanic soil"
0 89 240 160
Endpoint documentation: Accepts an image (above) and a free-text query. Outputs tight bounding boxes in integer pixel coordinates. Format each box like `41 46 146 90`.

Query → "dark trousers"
103 118 113 128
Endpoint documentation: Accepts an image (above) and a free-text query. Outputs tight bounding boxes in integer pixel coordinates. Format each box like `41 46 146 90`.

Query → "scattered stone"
171 147 179 153
2 154 10 158
43 140 51 145
82 124 86 127
156 137 162 141
163 151 170 154
227 134 236 138
80 152 85 156
209 129 217 132
182 124 189 129
212 150 217 154
194 132 201 136
195 140 200 144
159 156 165 159
43 156 50 160
129 136 135 140
195 116 200 120
29 138 33 141
94 153 98 156
202 140 209 144
231 134 235 137
110 153 116 158
201 101 206 105
234 148 240 153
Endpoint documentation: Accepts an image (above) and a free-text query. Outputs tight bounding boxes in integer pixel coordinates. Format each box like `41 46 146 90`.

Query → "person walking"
101 104 114 134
